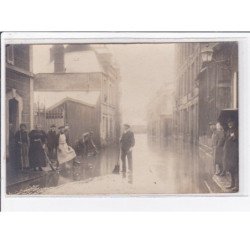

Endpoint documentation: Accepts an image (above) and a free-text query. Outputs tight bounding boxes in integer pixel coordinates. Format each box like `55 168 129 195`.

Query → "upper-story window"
6 45 14 65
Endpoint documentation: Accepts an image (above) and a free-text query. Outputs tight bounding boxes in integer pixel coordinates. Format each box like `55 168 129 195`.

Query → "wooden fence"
33 107 65 132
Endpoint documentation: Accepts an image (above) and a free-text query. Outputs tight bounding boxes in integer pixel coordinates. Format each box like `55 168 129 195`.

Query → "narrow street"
8 134 220 195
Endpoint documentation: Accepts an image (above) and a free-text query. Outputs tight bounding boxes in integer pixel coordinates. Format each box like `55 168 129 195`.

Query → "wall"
66 100 100 146
5 44 33 162
34 72 102 91
198 42 238 148
48 100 100 146
6 70 32 130
174 43 201 144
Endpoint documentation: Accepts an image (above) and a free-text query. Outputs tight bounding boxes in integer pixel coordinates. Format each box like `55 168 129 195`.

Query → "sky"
108 44 176 125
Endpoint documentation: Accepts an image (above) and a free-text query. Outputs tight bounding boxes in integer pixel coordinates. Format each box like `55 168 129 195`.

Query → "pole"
39 139 56 171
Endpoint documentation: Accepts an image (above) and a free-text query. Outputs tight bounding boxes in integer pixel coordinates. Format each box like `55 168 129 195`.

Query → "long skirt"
57 143 76 165
29 143 46 169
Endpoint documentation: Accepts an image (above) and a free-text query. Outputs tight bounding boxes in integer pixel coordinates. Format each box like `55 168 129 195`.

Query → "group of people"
211 118 239 191
11 123 97 171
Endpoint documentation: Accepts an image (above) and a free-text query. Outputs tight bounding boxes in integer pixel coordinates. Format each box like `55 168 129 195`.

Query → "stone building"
197 42 238 149
33 44 121 146
5 44 34 160
173 42 238 148
173 43 201 144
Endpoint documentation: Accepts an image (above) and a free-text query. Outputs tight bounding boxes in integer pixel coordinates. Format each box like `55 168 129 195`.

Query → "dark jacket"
15 130 29 145
120 130 135 152
47 130 57 148
28 129 47 169
223 127 238 173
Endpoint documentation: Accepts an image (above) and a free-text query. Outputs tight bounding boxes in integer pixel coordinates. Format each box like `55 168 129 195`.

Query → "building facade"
5 44 34 160
147 84 174 143
174 43 201 144
198 42 238 148
174 42 238 148
34 45 121 146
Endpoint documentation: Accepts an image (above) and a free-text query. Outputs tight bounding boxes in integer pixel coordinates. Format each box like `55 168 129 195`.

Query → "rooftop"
34 91 101 110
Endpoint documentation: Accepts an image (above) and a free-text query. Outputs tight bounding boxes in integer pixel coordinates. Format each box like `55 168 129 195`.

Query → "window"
6 45 14 65
104 94 108 103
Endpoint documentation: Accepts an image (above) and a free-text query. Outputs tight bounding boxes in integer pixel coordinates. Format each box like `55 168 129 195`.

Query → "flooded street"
7 134 219 195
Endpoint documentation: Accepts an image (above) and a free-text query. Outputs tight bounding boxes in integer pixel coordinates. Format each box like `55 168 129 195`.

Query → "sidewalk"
198 144 232 193
212 173 232 193
6 165 55 194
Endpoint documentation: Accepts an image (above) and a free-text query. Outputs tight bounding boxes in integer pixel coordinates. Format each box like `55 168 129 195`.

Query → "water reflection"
8 134 213 194
7 143 120 194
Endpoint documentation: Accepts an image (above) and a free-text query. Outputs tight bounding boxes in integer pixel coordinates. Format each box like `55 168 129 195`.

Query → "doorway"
9 98 19 133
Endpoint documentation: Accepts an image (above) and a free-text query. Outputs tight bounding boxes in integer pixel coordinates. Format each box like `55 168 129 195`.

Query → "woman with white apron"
56 125 77 166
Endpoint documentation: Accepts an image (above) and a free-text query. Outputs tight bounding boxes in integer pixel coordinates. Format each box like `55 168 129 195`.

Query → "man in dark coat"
223 119 239 191
47 124 57 160
213 122 225 175
14 123 29 170
29 124 47 171
120 124 135 172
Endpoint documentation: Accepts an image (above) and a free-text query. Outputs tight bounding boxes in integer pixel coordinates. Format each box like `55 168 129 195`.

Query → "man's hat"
124 123 130 128
58 125 65 129
50 124 56 128
20 123 27 128
227 117 234 123
209 121 215 126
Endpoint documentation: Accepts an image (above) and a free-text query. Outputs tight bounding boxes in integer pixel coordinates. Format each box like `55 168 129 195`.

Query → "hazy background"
33 44 176 126
109 44 176 126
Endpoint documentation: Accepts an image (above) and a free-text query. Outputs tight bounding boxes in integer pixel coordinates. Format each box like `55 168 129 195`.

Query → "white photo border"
1 32 250 211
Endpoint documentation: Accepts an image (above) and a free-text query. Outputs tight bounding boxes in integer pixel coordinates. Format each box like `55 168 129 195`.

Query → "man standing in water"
120 124 135 173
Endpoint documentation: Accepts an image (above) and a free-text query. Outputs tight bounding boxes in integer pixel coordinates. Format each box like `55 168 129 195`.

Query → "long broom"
39 139 56 171
19 131 24 171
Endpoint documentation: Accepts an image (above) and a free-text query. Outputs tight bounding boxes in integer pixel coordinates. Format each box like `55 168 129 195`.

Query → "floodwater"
7 134 219 195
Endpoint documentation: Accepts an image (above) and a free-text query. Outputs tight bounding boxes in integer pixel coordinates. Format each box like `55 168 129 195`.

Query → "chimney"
52 45 65 72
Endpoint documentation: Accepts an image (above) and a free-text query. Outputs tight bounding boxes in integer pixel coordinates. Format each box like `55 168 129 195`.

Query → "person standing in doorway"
223 119 239 192
120 124 135 173
47 124 57 161
14 123 29 170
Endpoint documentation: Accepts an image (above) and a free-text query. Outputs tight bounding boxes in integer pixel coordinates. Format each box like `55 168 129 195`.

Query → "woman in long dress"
29 124 47 171
56 126 78 167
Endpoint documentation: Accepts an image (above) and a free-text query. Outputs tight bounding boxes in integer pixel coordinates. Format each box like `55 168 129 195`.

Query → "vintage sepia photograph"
3 40 239 195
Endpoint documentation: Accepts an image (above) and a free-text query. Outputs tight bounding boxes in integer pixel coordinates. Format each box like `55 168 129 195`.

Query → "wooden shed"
35 91 101 146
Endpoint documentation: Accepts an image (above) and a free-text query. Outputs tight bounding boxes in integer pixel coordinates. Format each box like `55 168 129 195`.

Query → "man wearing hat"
120 124 135 172
47 124 57 160
223 118 239 191
14 123 29 169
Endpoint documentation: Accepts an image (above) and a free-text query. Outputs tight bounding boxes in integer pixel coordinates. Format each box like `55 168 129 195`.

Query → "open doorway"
7 98 19 168
9 98 19 133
